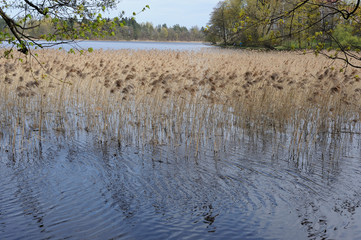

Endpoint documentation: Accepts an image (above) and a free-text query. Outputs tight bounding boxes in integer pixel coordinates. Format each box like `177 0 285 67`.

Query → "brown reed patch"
330 86 340 94
270 73 279 80
125 74 135 81
164 88 171 94
4 76 13 84
115 80 122 88
104 79 111 88
26 81 40 88
273 84 284 90
16 86 35 97
0 48 360 151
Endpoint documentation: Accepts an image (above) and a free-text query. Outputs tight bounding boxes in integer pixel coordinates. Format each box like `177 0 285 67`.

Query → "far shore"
79 39 207 44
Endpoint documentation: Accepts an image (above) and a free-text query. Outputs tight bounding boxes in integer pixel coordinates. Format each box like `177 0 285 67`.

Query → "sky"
108 0 221 28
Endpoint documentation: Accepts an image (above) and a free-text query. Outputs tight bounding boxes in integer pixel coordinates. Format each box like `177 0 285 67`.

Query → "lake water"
0 40 213 51
1 42 361 240
70 40 213 51
2 129 361 240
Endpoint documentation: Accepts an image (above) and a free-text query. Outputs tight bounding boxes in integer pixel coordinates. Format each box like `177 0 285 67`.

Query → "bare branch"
0 7 28 54
24 0 46 15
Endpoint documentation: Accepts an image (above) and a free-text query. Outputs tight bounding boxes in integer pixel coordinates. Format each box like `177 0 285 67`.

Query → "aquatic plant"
0 49 360 163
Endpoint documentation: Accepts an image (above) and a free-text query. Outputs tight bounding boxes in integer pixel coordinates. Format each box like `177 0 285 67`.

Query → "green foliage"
4 15 204 45
333 24 361 49
205 0 244 45
0 0 121 54
206 0 361 53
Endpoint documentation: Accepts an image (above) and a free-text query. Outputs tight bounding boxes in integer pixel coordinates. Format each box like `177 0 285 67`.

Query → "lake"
2 129 361 240
21 40 214 51
1 44 361 240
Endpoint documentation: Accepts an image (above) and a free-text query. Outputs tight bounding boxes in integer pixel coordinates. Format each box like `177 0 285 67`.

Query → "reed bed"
1 49 361 161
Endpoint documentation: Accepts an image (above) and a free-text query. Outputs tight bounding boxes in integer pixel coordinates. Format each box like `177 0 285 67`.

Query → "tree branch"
24 0 46 15
0 7 28 54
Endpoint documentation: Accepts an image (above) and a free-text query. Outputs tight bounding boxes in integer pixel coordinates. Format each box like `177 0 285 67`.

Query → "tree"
0 0 122 55
268 0 361 68
207 1 229 45
207 0 361 68
245 0 361 67
160 26 168 40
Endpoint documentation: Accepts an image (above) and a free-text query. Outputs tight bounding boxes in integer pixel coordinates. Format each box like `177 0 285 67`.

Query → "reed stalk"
0 49 360 162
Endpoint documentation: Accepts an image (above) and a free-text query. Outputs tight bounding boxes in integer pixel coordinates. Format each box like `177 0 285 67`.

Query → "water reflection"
1 129 361 239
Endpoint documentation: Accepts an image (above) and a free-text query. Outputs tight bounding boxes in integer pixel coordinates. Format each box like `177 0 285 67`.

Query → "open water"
1 128 361 239
14 40 214 51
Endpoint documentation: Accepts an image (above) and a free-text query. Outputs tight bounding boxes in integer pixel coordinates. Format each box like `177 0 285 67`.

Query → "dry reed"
0 48 360 161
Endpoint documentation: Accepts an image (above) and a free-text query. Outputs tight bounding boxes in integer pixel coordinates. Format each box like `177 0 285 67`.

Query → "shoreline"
75 39 208 44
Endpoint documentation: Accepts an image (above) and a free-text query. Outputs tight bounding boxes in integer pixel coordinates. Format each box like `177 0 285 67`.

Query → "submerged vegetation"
1 49 361 164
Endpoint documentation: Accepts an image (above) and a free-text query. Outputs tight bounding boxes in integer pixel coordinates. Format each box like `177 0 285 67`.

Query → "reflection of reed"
13 167 46 232
2 121 361 239
1 49 361 163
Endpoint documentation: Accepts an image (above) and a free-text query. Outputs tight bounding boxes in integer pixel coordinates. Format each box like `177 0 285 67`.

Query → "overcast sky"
108 0 221 28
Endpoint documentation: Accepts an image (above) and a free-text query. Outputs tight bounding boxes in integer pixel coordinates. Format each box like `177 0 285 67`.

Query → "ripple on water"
1 131 361 239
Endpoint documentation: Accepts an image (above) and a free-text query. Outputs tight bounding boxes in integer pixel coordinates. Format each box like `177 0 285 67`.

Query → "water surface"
1 40 213 51
1 130 361 239
1 42 361 240
71 40 213 51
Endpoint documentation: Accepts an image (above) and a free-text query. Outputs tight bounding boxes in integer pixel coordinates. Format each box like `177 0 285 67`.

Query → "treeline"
0 17 205 42
205 0 361 50
110 18 205 41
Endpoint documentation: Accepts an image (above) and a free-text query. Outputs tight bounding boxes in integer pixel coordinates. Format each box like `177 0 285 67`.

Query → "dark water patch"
1 131 361 239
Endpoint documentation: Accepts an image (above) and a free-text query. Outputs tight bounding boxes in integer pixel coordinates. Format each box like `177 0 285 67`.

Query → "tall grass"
0 49 360 161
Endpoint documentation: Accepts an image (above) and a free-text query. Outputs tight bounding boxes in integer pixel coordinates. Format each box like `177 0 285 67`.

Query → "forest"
205 0 361 51
0 17 205 42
